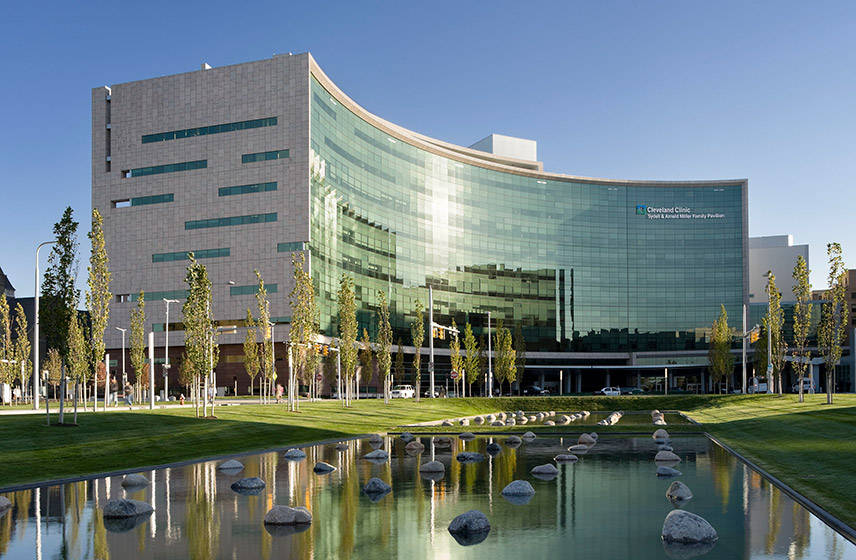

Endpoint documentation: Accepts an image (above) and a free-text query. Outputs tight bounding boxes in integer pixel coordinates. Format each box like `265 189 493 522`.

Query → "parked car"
792 379 815 393
521 385 551 396
597 387 621 396
390 385 415 398
620 387 644 395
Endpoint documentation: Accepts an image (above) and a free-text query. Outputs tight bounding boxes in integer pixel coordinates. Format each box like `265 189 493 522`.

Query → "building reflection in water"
0 435 853 559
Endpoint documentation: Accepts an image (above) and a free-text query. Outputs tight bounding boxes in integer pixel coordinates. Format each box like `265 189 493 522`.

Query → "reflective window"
142 117 277 143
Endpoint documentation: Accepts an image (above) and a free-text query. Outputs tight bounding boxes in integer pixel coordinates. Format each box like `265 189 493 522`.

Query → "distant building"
749 235 808 304
0 266 15 301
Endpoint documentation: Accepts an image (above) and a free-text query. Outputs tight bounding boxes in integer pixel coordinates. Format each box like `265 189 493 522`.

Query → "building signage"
636 205 725 220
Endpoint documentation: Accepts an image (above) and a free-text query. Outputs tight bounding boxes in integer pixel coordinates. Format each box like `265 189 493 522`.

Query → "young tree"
13 303 32 402
819 243 848 405
463 323 479 397
494 320 516 395
394 337 405 385
478 335 488 396
41 207 80 422
513 323 526 395
183 256 217 418
338 274 358 407
0 294 12 385
377 291 392 404
411 299 424 402
449 319 463 397
323 347 338 394
130 292 147 405
792 255 813 402
764 272 787 395
66 313 88 422
242 308 260 397
86 209 111 411
255 270 273 404
178 354 194 399
359 328 374 395
289 253 318 410
707 305 735 391
45 348 62 400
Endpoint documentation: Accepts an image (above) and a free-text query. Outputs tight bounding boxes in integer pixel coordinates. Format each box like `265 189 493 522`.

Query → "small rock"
505 418 517 426
473 416 485 425
419 460 445 473
434 437 453 447
0 497 10 510
661 510 718 544
368 434 383 444
103 499 153 518
460 432 476 440
578 433 596 445
651 409 660 416
335 443 350 451
485 414 495 422
666 481 693 507
657 466 683 477
231 477 266 492
218 460 244 471
505 435 522 445
528 415 536 422
313 462 336 474
531 464 559 476
486 442 502 456
284 449 306 460
491 421 504 426
264 505 312 525
459 418 470 426
655 451 681 463
544 420 555 426
501 480 536 496
658 445 674 452
522 431 536 440
653 429 670 440
516 410 524 417
448 510 491 546
400 432 414 442
518 417 528 425
589 432 599 440
442 420 454 427
405 441 425 454
568 444 590 452
363 449 389 461
362 477 392 497
121 474 149 488
554 454 578 462
456 452 485 463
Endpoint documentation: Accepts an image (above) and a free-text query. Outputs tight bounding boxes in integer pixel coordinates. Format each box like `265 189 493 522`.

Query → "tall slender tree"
477 335 488 395
0 294 12 385
411 299 424 402
242 308 260 397
13 303 31 402
377 291 392 403
183 255 216 417
86 209 111 410
45 348 62 400
463 323 479 397
359 328 374 395
513 324 526 395
707 305 735 391
255 270 273 404
494 320 516 395
764 272 787 395
66 313 88 422
394 337 405 385
449 319 463 397
819 243 848 405
129 292 146 404
338 274 358 407
792 255 813 402
289 253 318 410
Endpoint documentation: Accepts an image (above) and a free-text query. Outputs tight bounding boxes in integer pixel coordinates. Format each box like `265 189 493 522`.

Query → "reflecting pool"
0 435 853 559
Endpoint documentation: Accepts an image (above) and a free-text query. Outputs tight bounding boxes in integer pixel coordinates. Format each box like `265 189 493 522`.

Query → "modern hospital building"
92 53 748 395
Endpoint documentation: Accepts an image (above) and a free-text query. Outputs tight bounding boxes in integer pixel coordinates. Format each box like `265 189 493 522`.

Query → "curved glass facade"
309 76 746 354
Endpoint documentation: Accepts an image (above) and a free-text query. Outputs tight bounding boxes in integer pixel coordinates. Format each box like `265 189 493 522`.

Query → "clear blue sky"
2 1 854 297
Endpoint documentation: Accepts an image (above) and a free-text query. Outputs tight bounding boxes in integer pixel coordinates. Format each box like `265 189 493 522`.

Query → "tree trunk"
73 380 79 424
59 362 66 424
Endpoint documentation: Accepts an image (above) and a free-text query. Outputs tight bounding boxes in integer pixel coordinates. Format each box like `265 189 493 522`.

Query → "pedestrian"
276 384 284 404
124 382 134 407
179 393 185 405
109 375 119 406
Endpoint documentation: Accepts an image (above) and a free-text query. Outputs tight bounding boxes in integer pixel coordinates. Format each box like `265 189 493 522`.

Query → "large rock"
362 477 392 500
486 442 502 456
103 499 154 518
405 441 425 454
363 449 389 463
554 454 579 462
662 540 717 559
121 474 149 488
505 435 522 445
653 429 670 440
284 448 307 460
655 451 681 463
501 480 536 496
313 462 336 474
661 510 718 544
218 460 244 471
578 433 596 445
0 497 11 510
456 452 485 463
419 460 445 473
264 505 312 525
448 510 491 546
657 466 683 477
666 481 693 507
531 464 559 476
522 431 536 440
231 477 266 495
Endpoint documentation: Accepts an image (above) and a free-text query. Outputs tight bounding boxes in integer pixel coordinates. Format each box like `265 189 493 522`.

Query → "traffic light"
750 330 759 343
439 328 445 340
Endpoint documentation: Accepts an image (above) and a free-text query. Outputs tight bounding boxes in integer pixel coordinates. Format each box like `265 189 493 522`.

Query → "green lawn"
2 393 855 530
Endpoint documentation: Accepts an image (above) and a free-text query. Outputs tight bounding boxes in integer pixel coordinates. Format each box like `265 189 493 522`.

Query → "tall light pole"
163 298 179 402
487 311 493 397
116 327 127 402
34 240 56 410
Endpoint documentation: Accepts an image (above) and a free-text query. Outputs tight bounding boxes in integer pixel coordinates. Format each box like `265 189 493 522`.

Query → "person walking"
276 384 284 404
109 376 119 406
124 381 134 407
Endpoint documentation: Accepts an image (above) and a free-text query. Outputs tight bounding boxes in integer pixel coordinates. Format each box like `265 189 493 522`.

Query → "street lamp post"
116 327 127 403
34 240 56 411
487 311 493 397
163 298 179 402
